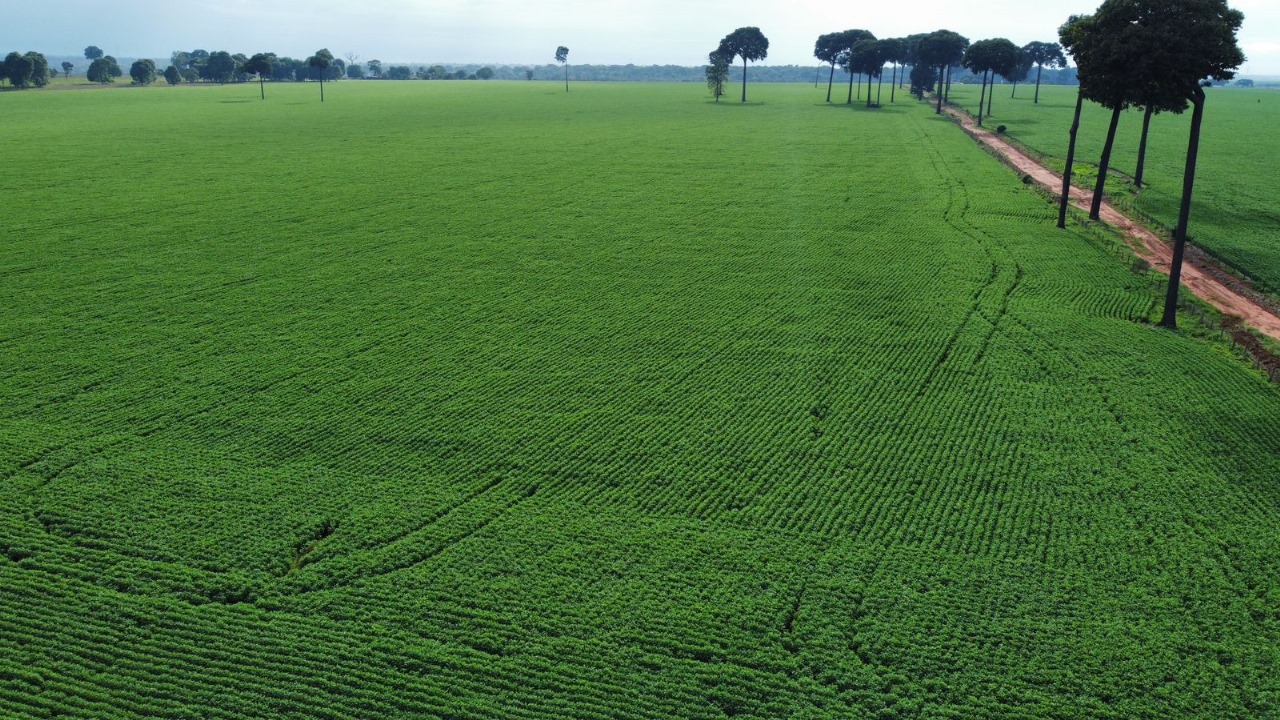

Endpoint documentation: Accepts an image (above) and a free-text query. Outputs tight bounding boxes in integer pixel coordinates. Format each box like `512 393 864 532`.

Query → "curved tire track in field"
942 104 1280 342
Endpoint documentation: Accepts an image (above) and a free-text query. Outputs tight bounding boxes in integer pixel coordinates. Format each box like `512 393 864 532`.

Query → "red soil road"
943 105 1280 342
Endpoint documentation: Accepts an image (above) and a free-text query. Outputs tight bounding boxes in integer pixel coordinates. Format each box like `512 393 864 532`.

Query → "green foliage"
200 50 237 84
1 81 1278 719
129 59 157 86
86 55 121 84
2 52 35 88
705 51 729 101
83 45 103 61
717 26 770 101
163 65 181 85
475 66 493 80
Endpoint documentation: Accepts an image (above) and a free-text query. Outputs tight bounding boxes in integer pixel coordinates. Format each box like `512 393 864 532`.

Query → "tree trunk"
1059 90 1084 229
890 64 897 103
1161 90 1206 329
876 71 883 106
826 63 835 102
320 76 324 102
259 76 265 100
1135 105 1154 188
1089 106 1123 220
977 70 988 126
1011 81 1017 99
1034 64 1043 104
741 58 747 102
986 76 994 116
857 73 862 101
847 66 855 104
866 73 873 107
935 66 944 114
565 64 569 92
945 65 952 101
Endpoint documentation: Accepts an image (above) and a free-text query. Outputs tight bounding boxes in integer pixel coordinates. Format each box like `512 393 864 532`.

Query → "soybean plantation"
2 81 1279 719
947 83 1280 296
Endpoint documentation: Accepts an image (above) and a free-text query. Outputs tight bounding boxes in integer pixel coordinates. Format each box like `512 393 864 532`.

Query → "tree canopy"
705 50 730 102
86 55 122 84
716 26 769 102
129 59 157 85
916 30 969 112
84 46 103 61
555 46 569 91
3 52 35 88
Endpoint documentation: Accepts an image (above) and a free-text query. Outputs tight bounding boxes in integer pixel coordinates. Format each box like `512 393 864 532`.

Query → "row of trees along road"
1057 0 1244 330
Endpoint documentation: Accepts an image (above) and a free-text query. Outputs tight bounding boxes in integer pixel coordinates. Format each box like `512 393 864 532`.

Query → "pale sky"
8 0 1279 74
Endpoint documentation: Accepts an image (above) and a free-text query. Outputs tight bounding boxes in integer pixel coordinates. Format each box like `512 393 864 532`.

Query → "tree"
243 53 274 99
201 51 237 84
705 50 730 102
86 56 121 83
846 40 886 108
1057 17 1091 229
1006 53 1032 98
717 27 769 103
833 30 875 104
18 52 50 88
163 65 181 85
878 38 909 102
969 39 1020 120
129 59 157 85
84 46 103 61
813 32 846 103
476 67 494 80
1061 12 1132 221
347 64 364 79
307 48 333 101
916 30 969 114
555 46 569 91
525 68 534 81
386 65 412 80
1106 0 1244 329
232 54 250 83
367 59 382 78
3 52 35 88
1021 41 1067 104
61 61 73 78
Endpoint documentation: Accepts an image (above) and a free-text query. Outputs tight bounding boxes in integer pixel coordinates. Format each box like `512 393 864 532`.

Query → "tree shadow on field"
218 100 252 104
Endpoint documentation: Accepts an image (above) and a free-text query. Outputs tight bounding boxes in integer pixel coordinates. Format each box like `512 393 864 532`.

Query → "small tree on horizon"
61 61 73 78
84 46 103 61
163 65 181 85
555 46 569 91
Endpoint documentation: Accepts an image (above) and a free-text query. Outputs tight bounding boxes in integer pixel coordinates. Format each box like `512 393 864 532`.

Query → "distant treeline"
19 51 1274 89
17 52 1085 87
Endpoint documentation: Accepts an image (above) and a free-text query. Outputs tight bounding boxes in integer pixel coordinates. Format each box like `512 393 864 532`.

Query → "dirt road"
943 105 1280 342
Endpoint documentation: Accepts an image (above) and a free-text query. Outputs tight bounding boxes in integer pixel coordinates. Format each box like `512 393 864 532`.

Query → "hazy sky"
9 0 1280 74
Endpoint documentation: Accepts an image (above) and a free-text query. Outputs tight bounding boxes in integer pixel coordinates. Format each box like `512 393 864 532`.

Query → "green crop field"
946 82 1280 296
2 80 1279 719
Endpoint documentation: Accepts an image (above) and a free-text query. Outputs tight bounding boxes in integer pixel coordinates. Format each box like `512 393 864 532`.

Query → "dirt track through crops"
942 104 1280 342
